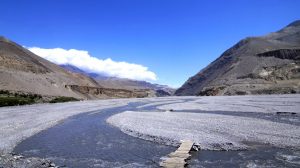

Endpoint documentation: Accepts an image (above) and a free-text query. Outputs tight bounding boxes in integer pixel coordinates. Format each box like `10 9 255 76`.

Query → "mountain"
0 37 150 100
60 64 175 96
93 77 175 97
176 20 300 96
60 64 87 74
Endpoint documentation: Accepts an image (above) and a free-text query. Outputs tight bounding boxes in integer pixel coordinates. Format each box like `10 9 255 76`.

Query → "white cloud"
28 47 157 81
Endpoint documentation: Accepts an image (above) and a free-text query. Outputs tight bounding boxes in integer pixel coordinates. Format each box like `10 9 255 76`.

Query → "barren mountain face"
0 37 151 99
60 64 175 96
175 20 300 96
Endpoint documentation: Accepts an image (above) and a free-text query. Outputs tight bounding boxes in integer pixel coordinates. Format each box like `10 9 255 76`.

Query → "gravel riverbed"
1 95 299 167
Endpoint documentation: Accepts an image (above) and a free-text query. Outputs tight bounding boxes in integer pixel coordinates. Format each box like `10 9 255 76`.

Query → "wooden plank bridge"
160 140 195 168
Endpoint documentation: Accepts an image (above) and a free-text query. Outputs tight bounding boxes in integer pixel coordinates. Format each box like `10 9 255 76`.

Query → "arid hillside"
176 20 300 96
0 37 150 100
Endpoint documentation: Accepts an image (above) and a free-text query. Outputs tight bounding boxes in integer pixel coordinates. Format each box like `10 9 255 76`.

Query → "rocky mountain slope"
91 75 175 97
61 64 175 96
0 37 149 99
176 20 300 96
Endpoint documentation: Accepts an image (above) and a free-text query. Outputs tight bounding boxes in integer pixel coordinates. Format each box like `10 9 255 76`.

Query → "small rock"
276 112 297 115
191 143 201 151
50 162 56 167
13 155 23 160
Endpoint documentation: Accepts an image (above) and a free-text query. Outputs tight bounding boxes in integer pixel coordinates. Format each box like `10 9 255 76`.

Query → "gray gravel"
157 94 300 113
0 99 139 153
0 97 190 167
0 153 56 168
107 94 300 150
0 97 192 154
1 95 300 167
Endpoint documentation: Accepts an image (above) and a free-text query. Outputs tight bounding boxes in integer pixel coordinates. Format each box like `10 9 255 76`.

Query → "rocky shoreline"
0 153 58 168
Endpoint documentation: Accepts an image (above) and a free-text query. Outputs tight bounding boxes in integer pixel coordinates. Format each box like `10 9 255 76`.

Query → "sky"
0 0 299 88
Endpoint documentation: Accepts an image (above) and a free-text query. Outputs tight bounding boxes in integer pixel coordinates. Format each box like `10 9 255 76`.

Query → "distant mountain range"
60 64 175 96
176 20 300 96
0 37 173 100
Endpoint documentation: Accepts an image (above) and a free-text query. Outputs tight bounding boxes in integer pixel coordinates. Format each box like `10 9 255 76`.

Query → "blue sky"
1 0 299 87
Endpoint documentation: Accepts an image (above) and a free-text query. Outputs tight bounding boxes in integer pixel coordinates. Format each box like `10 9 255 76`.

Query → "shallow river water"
14 102 300 167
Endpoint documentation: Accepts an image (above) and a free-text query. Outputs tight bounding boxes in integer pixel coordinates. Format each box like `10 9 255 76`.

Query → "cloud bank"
28 47 157 81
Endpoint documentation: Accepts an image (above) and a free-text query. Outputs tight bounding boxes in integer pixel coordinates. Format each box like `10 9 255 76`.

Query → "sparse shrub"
49 97 79 103
291 90 297 94
0 90 9 95
0 97 35 107
0 91 43 107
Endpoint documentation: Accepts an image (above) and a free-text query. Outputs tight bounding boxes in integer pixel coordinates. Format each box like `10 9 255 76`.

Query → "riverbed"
0 95 299 167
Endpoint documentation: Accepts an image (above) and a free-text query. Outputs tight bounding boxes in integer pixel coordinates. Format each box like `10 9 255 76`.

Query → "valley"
0 3 299 167
0 95 299 167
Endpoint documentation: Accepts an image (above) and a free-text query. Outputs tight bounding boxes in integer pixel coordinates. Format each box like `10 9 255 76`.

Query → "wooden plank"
160 140 194 168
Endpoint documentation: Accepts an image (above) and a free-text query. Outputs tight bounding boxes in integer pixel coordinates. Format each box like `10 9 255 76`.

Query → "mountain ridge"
60 64 175 96
175 20 300 96
0 37 155 99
